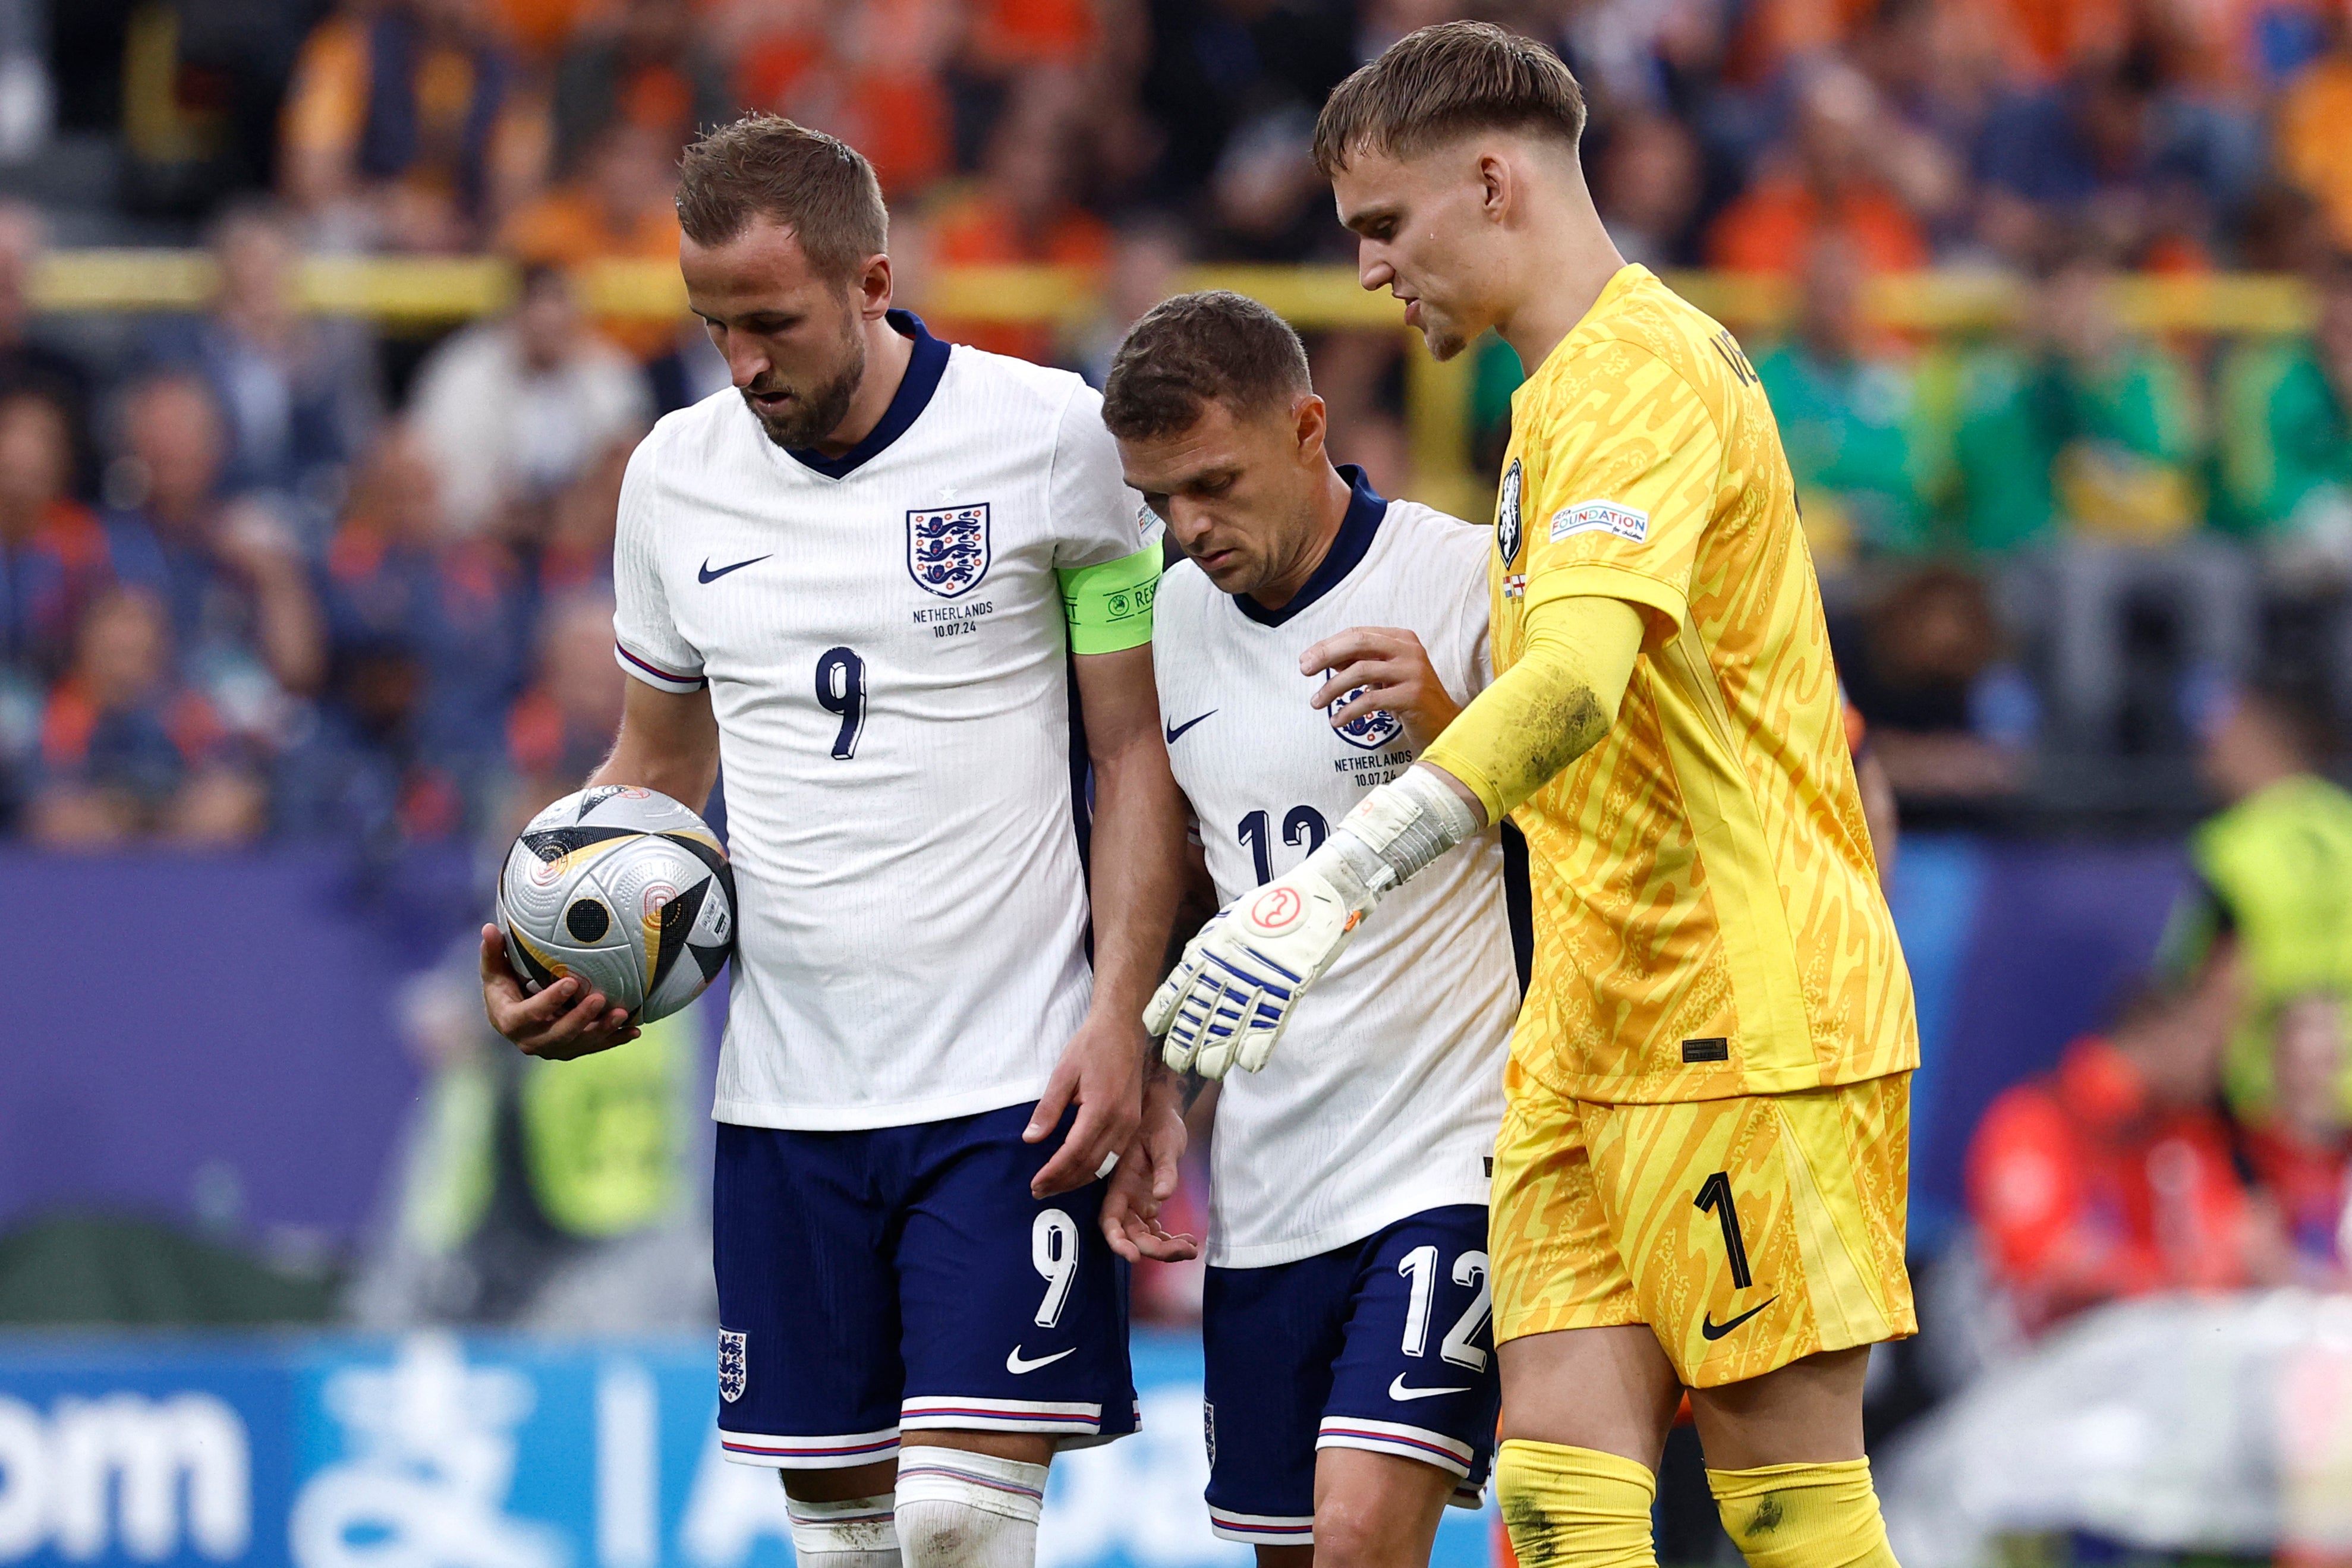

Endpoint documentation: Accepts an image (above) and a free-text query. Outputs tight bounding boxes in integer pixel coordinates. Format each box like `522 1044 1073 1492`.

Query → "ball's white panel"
498 786 736 1024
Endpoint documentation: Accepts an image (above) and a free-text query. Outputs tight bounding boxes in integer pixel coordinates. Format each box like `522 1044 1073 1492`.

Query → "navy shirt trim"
785 310 951 480
1235 465 1389 627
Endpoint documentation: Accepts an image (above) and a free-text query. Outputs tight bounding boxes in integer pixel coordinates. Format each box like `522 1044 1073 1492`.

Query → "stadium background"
4 0 2352 1563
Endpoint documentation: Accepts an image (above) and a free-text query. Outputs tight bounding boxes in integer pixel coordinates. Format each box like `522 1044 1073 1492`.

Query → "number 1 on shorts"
1693 1171 1754 1290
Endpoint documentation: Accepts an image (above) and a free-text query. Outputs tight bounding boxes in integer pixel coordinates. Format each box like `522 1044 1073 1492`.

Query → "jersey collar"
1235 464 1388 627
785 310 952 480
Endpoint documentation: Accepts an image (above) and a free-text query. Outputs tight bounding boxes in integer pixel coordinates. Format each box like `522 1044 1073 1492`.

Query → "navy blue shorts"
1201 1205 1501 1544
713 1101 1135 1468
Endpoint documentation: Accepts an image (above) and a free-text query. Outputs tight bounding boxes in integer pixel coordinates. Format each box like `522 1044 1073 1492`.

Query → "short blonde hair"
1312 21 1587 177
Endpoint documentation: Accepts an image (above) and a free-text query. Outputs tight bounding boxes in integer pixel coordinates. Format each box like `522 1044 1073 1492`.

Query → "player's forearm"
1419 594 1645 827
1085 736 1191 1018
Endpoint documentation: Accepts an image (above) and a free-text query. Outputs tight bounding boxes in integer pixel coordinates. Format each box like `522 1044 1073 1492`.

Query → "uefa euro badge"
907 502 992 597
719 1329 749 1403
1497 457 1523 568
1325 673 1404 752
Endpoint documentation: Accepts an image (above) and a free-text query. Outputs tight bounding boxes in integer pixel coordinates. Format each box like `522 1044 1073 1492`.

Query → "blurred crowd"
1 0 2351 846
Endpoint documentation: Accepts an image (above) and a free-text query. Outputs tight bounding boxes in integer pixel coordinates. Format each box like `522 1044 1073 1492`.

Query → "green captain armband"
1057 543 1161 654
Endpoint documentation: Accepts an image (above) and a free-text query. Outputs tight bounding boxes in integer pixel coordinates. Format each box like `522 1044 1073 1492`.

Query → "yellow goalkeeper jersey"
1488 265 1917 1103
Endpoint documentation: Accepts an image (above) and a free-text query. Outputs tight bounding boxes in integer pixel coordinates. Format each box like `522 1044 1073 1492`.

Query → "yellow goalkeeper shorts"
1488 1062 1916 1388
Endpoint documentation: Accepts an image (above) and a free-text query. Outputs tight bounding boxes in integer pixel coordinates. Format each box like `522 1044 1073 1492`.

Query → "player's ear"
856 252 893 320
1292 392 1329 465
1478 152 1511 225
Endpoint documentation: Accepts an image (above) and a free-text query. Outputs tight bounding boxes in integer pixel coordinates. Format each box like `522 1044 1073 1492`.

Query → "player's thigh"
1201 1255 1345 1547
896 1101 1135 1450
1490 1066 1678 1466
1494 1325 1682 1471
1585 1074 1916 1393
1687 1344 1871 1470
712 1122 905 1472
778 1459 902 1504
1322 1207 1501 1503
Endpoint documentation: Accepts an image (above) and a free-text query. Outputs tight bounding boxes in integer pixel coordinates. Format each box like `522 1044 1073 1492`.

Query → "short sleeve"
1520 345 1724 648
610 430 705 694
1047 381 1152 569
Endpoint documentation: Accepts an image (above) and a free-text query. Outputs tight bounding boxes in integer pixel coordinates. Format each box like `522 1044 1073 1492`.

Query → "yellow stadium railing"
27 251 2322 522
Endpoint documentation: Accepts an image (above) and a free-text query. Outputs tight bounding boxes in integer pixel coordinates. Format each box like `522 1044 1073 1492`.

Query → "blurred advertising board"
0 1329 1498 1568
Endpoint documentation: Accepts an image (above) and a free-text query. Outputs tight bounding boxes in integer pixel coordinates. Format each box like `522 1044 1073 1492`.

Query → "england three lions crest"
908 503 991 597
719 1329 748 1402
1325 677 1405 752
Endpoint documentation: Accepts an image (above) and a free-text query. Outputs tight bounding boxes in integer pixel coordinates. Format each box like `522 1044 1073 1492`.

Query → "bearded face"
739 310 867 451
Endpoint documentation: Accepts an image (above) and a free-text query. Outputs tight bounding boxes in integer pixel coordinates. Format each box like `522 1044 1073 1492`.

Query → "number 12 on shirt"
1238 806 1328 884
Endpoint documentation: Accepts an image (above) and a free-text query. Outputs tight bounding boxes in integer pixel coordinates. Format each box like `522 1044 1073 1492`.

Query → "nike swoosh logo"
1699 1296 1778 1342
1006 1346 1076 1375
698 555 770 584
1387 1374 1471 1402
1164 711 1216 744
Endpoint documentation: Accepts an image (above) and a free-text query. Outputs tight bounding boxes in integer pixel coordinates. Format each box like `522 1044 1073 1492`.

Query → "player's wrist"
1320 767 1480 909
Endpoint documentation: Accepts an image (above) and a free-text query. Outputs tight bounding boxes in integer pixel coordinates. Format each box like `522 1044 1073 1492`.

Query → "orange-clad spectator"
549 0 733 174
1990 0 2130 81
280 0 547 252
492 0 594 64
1706 65 1930 275
2240 991 2352 1282
1967 955 2292 1335
741 0 959 199
967 0 1097 70
928 82 1109 363
30 587 265 848
501 123 686 364
2279 12 2352 250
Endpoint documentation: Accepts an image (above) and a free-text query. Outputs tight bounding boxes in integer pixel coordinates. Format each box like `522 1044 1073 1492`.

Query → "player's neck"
1253 463 1355 611
808 313 918 458
1494 200 1628 375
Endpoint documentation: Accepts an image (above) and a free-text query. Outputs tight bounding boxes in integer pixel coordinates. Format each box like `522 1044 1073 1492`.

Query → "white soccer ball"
496 785 736 1025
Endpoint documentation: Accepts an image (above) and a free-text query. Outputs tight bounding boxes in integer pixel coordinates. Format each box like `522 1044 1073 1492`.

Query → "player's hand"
1099 1077 1198 1264
1026 1007 1145 1198
1147 864 1363 1079
1302 626 1462 751
478 924 640 1061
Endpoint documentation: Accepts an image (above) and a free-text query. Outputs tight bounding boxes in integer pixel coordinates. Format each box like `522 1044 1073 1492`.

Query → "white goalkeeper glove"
1147 767 1478 1078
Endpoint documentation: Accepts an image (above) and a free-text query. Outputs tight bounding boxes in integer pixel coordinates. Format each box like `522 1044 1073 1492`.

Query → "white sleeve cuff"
615 640 706 694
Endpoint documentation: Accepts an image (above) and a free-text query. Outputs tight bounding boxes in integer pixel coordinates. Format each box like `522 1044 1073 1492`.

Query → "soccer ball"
496 785 736 1025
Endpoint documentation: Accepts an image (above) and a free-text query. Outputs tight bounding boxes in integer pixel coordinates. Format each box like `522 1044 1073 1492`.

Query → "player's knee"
894 1449 1050 1568
1494 1440 1657 1568
1305 1501 1414 1568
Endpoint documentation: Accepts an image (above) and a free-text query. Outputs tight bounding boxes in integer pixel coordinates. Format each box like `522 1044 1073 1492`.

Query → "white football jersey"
613 313 1151 1130
1155 470 1517 1267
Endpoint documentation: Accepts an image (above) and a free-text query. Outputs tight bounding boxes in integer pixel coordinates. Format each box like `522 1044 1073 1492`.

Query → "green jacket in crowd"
1755 343 1933 556
2212 339 2352 538
1950 344 2206 555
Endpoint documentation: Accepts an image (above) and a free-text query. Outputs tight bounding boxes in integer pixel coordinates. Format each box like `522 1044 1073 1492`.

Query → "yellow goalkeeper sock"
1706 1459 1900 1568
1494 1440 1657 1568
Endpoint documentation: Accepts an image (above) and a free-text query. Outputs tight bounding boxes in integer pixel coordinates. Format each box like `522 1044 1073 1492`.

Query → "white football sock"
786 1491 902 1568
893 1449 1049 1568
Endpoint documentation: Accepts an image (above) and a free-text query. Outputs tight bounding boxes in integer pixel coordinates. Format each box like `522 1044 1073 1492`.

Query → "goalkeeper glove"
1147 767 1478 1078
